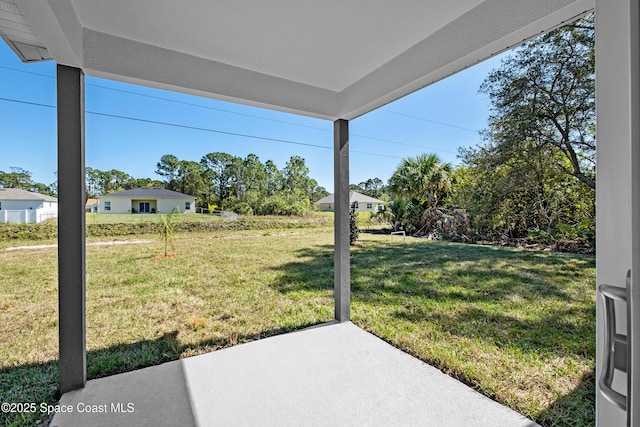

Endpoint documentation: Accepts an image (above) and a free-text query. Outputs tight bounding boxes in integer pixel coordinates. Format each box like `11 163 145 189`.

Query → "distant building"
98 188 196 214
85 198 99 213
316 191 385 213
0 188 58 223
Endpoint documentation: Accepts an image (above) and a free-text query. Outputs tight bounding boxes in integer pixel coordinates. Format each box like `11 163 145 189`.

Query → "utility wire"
350 133 457 154
383 109 481 133
1 65 471 153
0 96 404 159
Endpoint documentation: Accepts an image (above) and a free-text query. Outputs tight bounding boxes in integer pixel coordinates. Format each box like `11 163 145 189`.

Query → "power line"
1 65 469 154
0 96 404 159
1 65 330 131
383 109 481 133
350 133 457 154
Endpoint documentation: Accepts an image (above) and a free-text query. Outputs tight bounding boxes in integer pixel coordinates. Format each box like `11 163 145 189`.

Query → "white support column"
57 64 86 394
334 119 350 322
596 1 640 425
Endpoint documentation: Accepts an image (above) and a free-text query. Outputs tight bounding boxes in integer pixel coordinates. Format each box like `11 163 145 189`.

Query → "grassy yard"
0 228 595 426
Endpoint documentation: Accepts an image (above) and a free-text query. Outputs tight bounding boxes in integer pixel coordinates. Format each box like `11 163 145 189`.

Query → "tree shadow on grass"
0 321 325 426
270 239 593 299
267 238 596 424
536 369 595 427
268 240 595 356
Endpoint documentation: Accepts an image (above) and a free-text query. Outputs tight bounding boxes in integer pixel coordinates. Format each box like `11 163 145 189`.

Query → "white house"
316 191 385 213
0 188 58 224
98 188 196 214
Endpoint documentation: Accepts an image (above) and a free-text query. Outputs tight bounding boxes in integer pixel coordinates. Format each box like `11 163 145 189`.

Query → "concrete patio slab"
51 322 538 426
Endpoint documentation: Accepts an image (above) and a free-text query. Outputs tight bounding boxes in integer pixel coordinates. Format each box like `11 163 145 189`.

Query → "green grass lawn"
0 228 595 426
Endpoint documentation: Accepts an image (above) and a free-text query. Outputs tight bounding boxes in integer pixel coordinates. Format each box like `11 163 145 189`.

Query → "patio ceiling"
5 0 593 120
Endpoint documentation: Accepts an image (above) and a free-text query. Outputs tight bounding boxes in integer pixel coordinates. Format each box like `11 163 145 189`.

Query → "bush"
0 222 57 241
350 204 359 245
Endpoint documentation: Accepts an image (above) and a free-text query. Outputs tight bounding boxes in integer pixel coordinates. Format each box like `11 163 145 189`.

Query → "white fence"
0 209 57 224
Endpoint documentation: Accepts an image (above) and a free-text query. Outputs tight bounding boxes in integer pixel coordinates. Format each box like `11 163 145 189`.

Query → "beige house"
98 188 196 214
316 191 385 213
85 198 98 212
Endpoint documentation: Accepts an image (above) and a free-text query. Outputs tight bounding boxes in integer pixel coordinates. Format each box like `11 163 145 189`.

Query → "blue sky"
0 41 509 192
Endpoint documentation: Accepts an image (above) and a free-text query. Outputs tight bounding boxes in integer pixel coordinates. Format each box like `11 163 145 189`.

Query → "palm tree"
388 153 452 209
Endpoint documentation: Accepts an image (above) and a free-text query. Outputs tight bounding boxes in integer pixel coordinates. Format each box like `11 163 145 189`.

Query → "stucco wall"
157 199 195 214
100 197 131 214
99 197 196 214
0 200 45 210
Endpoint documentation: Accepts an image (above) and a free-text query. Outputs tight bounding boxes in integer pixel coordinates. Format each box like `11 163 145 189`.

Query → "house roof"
1 0 593 120
0 187 57 202
100 188 195 199
85 198 98 205
316 191 385 205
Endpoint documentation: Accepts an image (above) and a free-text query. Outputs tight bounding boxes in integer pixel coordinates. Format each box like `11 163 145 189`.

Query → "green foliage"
229 201 253 216
197 153 324 216
389 153 452 210
256 190 314 216
440 16 597 245
0 222 57 241
350 177 387 199
479 15 595 189
157 207 179 256
349 203 359 245
0 167 56 196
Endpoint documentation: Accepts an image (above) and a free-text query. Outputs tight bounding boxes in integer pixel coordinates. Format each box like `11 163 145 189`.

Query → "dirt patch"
4 239 152 251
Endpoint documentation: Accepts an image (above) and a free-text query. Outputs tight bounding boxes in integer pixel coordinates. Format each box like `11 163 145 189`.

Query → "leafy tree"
388 153 452 210
0 167 56 195
30 182 54 196
98 169 136 193
264 160 284 196
0 167 33 189
479 15 595 189
134 177 165 188
282 156 311 195
454 141 595 242
351 178 386 199
200 152 237 206
175 160 205 199
85 167 103 198
242 154 266 191
156 154 181 191
309 182 329 203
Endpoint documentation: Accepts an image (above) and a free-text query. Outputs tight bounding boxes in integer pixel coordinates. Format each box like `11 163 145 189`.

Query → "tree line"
0 167 56 196
83 153 328 216
154 153 328 215
4 153 328 217
383 15 595 247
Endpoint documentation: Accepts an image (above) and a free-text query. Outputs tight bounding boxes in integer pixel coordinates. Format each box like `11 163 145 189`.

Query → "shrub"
349 203 359 245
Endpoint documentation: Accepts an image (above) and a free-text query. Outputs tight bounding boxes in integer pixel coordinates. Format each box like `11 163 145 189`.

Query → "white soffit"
13 0 594 120
0 0 50 61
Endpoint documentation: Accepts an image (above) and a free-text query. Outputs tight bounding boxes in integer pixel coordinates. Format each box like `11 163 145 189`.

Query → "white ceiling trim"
82 28 340 120
340 0 595 119
11 0 595 121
